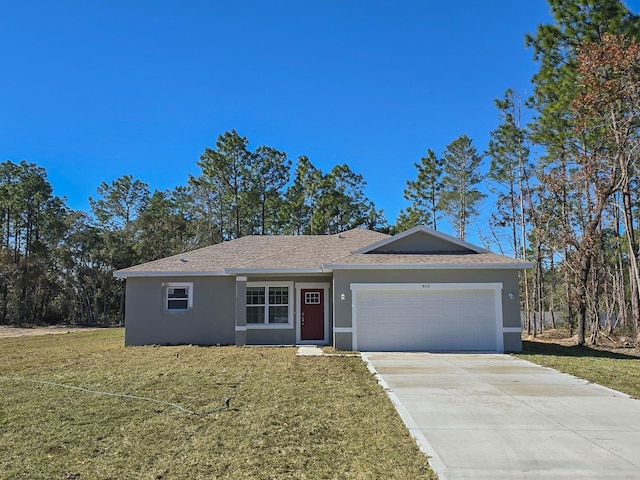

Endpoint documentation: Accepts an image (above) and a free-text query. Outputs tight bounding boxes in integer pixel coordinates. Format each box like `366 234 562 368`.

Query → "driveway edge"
361 353 448 480
513 356 636 399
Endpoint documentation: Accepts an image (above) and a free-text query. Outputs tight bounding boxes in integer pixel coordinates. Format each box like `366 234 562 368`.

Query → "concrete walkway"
295 345 324 356
363 352 640 480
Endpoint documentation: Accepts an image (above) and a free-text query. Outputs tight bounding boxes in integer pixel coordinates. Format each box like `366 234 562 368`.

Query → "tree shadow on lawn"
521 340 640 361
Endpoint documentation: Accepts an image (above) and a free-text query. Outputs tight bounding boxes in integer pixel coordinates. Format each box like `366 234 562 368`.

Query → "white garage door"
355 286 499 352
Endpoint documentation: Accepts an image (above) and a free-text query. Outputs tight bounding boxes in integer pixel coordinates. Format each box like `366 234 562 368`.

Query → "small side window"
165 283 193 312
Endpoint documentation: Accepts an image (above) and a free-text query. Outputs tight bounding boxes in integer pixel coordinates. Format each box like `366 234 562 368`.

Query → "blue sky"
2 1 638 243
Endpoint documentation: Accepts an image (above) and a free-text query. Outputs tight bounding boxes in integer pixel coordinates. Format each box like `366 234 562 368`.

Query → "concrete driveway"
363 352 640 480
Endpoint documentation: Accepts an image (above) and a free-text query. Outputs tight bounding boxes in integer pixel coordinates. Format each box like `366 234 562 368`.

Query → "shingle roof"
114 227 531 277
114 228 389 276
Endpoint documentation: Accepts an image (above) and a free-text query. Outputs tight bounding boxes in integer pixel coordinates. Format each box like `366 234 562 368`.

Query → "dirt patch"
523 328 640 358
0 325 102 339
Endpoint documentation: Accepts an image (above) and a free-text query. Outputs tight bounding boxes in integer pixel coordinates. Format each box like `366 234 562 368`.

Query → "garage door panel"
356 288 497 352
360 303 425 314
358 330 427 352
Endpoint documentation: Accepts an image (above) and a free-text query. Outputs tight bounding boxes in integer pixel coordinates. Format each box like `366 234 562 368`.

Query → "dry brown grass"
0 325 102 339
523 328 640 357
0 329 435 480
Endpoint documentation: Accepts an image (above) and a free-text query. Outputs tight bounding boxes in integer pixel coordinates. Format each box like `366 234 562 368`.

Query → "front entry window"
246 287 266 323
246 283 292 326
305 291 321 305
268 287 289 323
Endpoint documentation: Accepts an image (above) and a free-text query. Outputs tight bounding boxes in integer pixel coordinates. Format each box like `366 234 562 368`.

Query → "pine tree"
197 130 253 239
487 89 531 259
400 149 443 231
438 135 486 240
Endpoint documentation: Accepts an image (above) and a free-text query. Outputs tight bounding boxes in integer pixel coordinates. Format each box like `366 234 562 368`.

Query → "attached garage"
352 283 503 352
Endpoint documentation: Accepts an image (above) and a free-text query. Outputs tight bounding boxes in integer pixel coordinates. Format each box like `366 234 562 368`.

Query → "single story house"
114 225 532 352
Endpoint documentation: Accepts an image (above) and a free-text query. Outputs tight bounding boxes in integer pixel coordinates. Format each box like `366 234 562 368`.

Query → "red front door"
301 289 324 341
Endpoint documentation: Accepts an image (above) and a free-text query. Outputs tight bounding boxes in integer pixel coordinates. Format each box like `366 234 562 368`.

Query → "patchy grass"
0 329 434 479
321 346 359 355
516 340 640 398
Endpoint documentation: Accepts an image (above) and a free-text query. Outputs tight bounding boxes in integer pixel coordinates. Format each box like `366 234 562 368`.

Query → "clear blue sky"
1 1 638 242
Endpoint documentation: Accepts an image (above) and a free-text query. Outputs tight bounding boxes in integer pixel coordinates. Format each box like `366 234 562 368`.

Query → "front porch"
233 276 333 347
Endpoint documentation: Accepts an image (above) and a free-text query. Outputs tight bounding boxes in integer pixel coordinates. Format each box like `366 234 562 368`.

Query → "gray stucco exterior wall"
124 274 333 347
332 268 522 352
333 331 352 351
503 331 522 353
124 276 236 346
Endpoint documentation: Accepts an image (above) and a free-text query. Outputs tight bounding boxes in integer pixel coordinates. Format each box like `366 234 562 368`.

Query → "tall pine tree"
438 135 486 240
396 149 443 232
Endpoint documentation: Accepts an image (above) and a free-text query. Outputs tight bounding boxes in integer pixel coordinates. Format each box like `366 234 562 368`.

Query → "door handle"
301 312 305 325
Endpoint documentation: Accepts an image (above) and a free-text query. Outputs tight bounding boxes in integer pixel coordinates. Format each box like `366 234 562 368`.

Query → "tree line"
2 0 640 347
0 135 388 326
396 1 640 345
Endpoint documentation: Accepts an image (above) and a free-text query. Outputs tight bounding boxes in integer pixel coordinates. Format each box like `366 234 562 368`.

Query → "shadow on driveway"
521 340 639 360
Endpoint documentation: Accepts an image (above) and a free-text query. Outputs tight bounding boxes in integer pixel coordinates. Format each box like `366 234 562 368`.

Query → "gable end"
356 225 488 254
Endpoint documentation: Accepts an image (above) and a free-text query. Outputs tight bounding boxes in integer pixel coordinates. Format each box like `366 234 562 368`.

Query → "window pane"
246 305 265 324
168 288 188 299
168 299 188 310
247 287 265 305
305 292 320 304
269 286 288 305
268 305 289 324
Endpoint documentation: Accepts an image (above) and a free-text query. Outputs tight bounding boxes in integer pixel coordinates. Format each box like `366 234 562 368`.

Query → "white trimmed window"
246 282 293 327
165 283 193 312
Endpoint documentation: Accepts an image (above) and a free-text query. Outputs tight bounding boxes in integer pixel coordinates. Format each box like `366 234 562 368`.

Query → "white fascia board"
224 268 326 275
353 225 490 254
324 262 534 270
350 282 503 291
113 271 229 279
333 327 353 333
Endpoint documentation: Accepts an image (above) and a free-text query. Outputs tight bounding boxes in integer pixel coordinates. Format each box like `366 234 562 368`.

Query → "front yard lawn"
516 340 640 398
0 329 434 479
